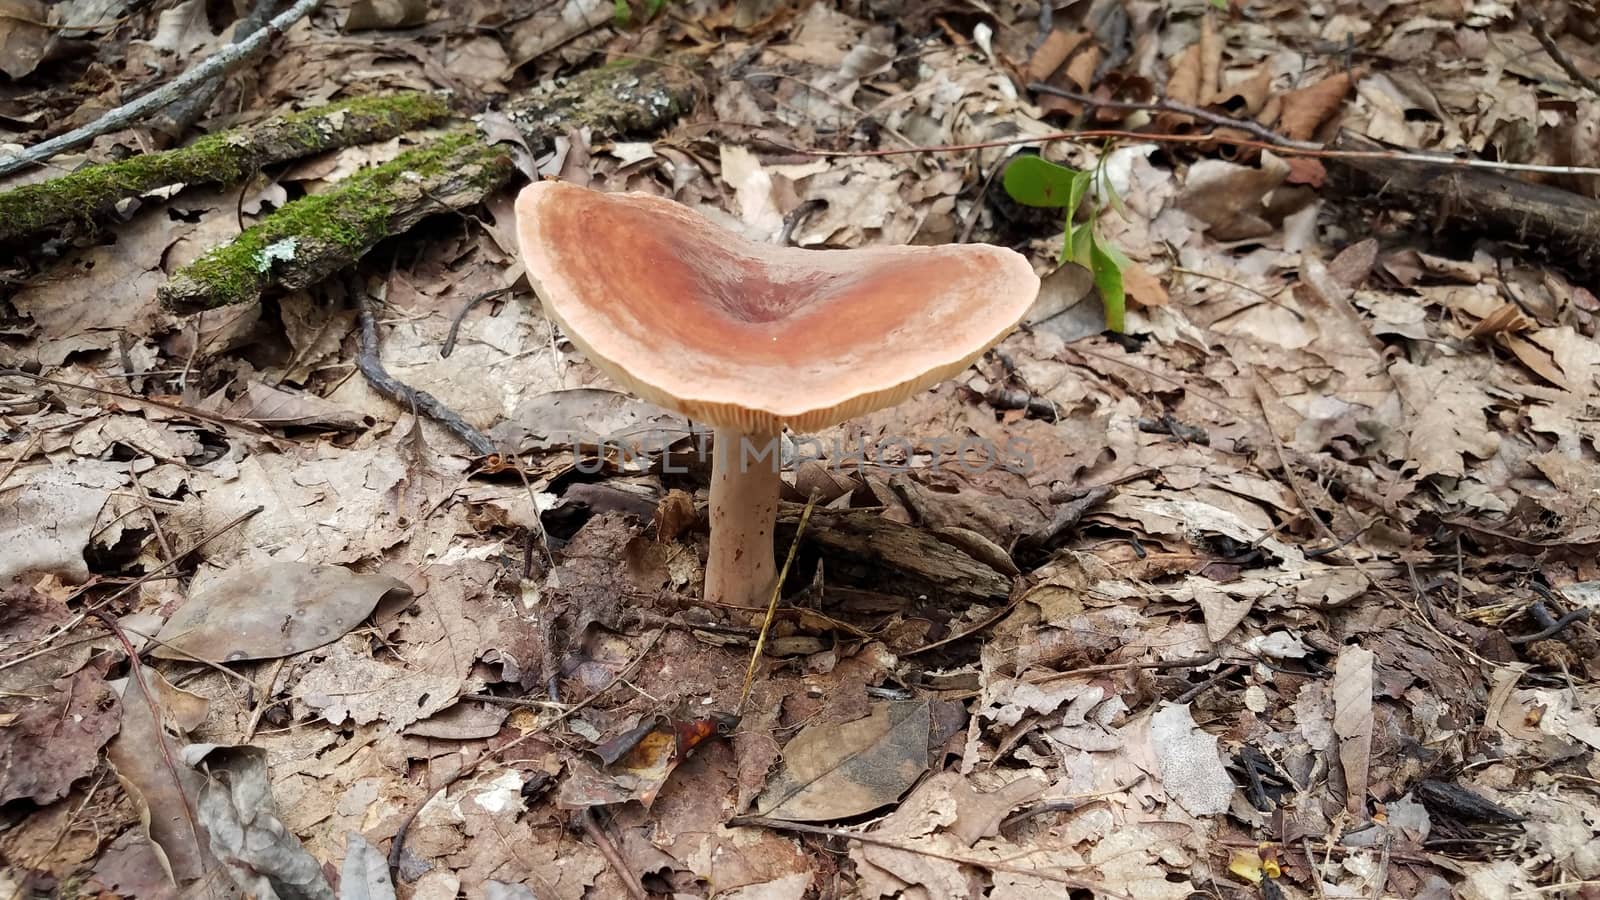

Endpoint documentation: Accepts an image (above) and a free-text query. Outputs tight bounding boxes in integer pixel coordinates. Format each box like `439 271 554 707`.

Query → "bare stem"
706 427 781 606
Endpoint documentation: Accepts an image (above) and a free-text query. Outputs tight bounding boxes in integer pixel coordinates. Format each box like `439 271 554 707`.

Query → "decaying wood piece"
777 504 1013 603
1328 131 1600 276
0 92 451 242
158 63 694 311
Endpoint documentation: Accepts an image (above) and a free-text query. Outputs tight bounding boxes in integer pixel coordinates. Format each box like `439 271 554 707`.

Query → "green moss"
0 92 450 239
173 129 508 307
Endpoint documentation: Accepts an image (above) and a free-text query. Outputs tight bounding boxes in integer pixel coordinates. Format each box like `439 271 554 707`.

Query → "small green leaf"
1002 155 1086 208
1090 234 1127 333
613 0 632 25
1067 218 1094 267
647 0 666 14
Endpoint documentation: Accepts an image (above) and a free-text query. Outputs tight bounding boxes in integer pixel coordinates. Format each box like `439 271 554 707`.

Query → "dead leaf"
187 744 334 900
105 668 211 886
0 667 120 805
204 381 375 432
1277 72 1354 141
754 700 930 821
1149 703 1234 817
0 461 120 585
1389 357 1500 478
344 0 426 30
154 563 412 663
0 0 49 79
1333 644 1375 817
340 832 396 900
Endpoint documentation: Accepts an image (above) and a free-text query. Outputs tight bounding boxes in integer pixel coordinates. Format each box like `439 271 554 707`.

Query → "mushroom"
514 181 1040 605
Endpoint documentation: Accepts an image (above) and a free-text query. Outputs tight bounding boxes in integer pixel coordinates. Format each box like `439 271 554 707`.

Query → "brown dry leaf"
1389 357 1500 478
753 699 930 821
506 0 611 68
1177 153 1291 240
344 0 427 30
0 0 49 78
1333 644 1375 817
105 667 211 886
152 562 412 663
204 380 374 432
1025 28 1089 83
1165 43 1202 107
1122 259 1169 309
0 667 120 805
292 634 470 728
1277 72 1354 141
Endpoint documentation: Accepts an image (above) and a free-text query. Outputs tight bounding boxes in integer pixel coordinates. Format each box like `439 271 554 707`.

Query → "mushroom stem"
706 427 782 606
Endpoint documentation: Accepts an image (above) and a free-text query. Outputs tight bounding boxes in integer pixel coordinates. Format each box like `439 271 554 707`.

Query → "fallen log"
1328 131 1600 277
0 92 451 242
777 505 1013 604
158 62 693 311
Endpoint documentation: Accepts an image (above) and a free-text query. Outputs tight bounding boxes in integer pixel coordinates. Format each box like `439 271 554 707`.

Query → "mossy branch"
158 130 513 310
158 62 693 311
0 92 451 242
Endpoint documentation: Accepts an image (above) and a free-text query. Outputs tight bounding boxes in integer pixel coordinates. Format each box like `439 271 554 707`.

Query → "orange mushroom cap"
515 181 1042 434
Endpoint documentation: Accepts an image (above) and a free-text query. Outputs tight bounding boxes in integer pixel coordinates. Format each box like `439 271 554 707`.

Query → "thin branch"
794 126 1600 177
582 810 647 900
1026 82 1316 149
1522 5 1600 97
0 0 322 178
351 276 497 457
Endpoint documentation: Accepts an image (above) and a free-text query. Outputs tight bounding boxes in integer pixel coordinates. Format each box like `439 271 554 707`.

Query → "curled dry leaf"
1276 71 1354 141
186 744 334 900
105 667 211 886
340 832 396 900
153 563 413 663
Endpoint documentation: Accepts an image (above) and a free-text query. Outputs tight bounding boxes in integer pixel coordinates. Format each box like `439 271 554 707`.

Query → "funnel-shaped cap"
515 181 1041 434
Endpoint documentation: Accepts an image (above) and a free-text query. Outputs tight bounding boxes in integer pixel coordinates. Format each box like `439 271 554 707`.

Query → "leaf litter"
4 0 1600 898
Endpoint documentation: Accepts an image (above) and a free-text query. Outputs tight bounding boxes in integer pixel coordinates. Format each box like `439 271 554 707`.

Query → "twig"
1027 82 1316 149
242 657 287 743
0 0 323 178
794 126 1600 177
725 815 1127 896
351 276 497 457
582 809 647 900
1173 663 1242 704
387 627 666 875
439 288 514 358
1025 652 1219 687
0 368 269 435
1507 606 1590 644
902 594 1023 657
1018 484 1114 553
154 0 291 138
1522 6 1600 97
739 494 818 711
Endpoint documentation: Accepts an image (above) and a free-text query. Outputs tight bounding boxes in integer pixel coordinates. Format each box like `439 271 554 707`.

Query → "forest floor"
2 0 1600 898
